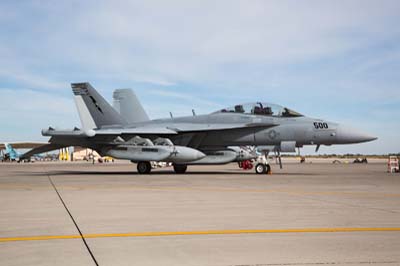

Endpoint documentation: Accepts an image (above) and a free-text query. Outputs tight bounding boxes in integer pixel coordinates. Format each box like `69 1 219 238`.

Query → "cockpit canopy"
214 102 303 117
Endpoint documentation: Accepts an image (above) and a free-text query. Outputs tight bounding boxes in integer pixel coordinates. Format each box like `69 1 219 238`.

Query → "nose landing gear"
239 158 271 174
254 153 272 175
255 163 271 174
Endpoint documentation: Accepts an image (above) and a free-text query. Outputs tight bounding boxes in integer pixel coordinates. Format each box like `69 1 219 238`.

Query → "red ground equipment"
239 160 253 170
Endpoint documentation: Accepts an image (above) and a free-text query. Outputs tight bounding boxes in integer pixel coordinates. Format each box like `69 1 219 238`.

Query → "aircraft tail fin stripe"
71 83 127 129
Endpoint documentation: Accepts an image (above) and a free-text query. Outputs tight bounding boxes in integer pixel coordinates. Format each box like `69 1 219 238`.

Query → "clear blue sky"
0 1 399 154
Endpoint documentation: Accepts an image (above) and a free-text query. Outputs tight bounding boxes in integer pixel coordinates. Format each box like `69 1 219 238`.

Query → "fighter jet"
112 88 257 166
23 82 377 174
1 142 46 162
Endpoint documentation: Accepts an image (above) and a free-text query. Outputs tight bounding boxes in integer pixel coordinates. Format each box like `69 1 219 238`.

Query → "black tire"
173 164 187 174
137 161 152 174
255 163 266 174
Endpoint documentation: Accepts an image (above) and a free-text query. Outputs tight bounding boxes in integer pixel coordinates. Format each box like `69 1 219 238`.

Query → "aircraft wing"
0 142 48 149
41 126 178 137
41 122 277 138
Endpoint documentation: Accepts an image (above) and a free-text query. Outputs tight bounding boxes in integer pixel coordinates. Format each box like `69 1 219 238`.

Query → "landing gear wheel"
137 161 152 174
255 163 266 174
173 164 187 174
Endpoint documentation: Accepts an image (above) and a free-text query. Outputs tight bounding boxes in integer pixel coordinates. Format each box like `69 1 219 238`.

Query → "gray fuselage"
122 112 375 151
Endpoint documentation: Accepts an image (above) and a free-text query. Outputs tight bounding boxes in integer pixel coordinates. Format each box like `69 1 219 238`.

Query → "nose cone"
336 125 377 144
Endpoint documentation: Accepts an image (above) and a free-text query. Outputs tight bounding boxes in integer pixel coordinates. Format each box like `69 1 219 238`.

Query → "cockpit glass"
216 102 303 117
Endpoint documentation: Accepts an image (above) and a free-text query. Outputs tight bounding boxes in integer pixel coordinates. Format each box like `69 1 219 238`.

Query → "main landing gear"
173 164 187 174
136 161 188 174
137 161 152 174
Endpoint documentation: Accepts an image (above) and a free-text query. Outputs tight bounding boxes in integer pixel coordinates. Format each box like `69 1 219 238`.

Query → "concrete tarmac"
0 160 399 266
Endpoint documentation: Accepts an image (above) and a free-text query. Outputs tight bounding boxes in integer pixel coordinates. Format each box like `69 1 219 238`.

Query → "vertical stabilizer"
113 89 149 124
5 143 19 160
72 82 126 129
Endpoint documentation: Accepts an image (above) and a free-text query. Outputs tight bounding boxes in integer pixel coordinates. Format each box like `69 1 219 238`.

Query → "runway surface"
0 160 399 266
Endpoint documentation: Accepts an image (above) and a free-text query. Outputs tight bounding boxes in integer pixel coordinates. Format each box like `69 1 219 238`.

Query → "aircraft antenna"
315 144 320 153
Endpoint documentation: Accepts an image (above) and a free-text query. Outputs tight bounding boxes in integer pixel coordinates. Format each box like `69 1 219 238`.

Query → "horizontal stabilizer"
0 142 47 149
21 143 65 159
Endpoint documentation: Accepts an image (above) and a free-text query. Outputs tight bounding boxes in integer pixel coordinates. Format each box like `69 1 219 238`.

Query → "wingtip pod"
84 129 96 137
41 128 49 136
41 127 96 138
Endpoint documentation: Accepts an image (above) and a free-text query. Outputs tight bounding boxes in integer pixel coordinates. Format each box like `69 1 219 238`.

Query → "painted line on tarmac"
1 227 400 243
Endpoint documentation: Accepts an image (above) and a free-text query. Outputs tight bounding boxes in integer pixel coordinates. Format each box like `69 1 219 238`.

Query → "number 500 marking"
314 122 328 129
